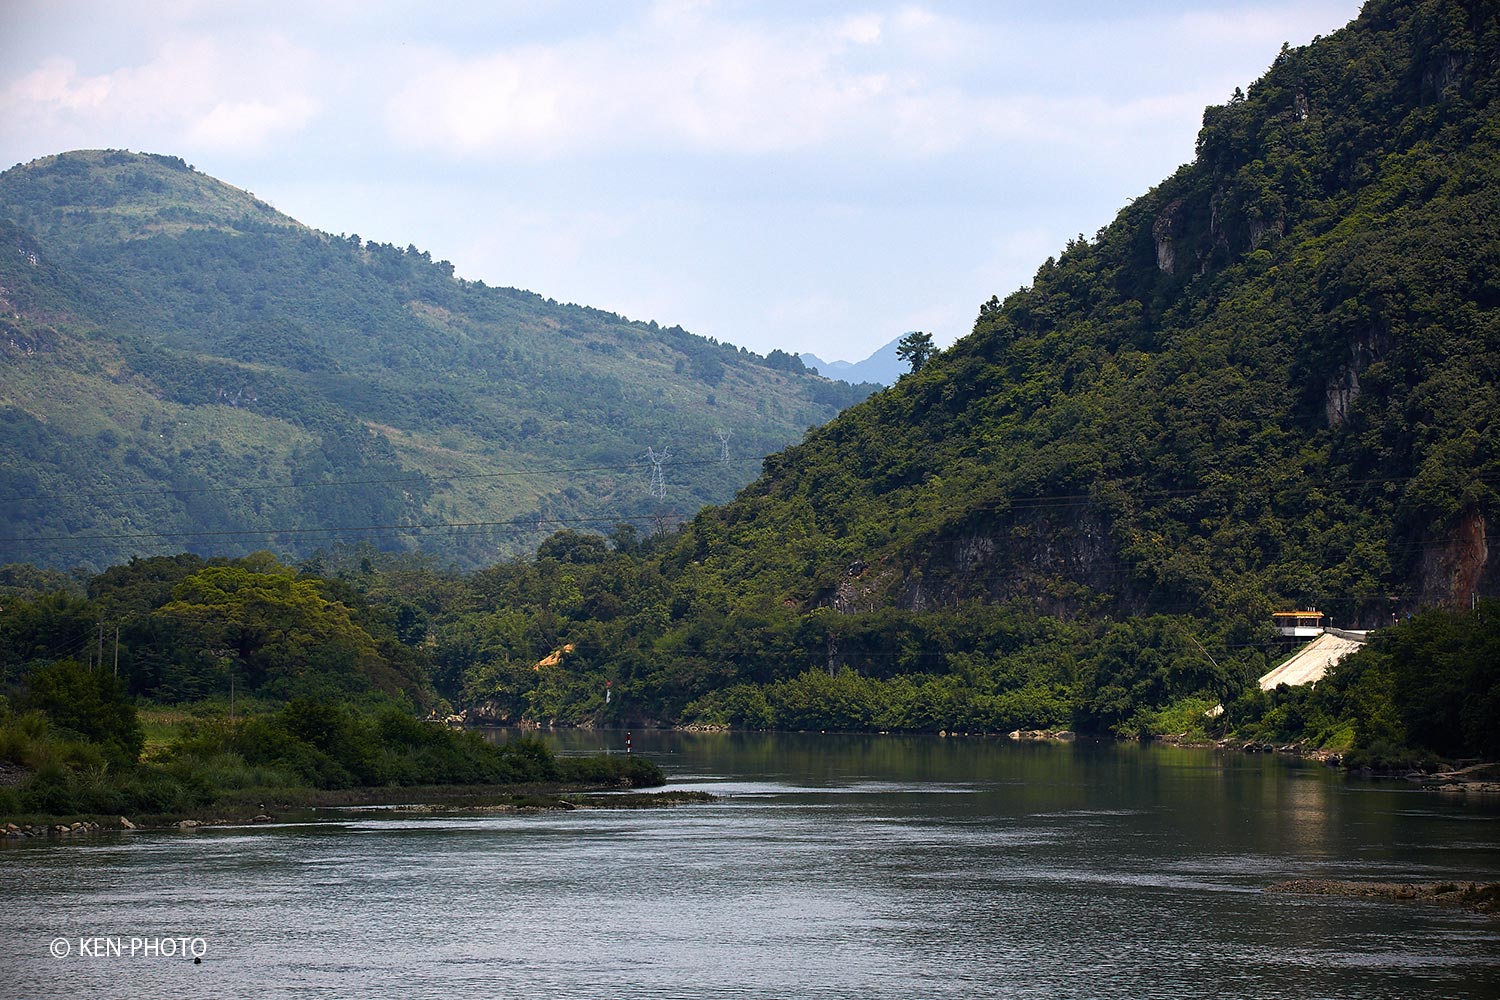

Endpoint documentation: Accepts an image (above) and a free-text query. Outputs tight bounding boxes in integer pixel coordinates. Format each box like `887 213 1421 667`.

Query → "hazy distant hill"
801 336 906 386
0 150 871 570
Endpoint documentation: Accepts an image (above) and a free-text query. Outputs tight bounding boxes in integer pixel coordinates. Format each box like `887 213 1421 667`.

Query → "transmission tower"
645 446 672 500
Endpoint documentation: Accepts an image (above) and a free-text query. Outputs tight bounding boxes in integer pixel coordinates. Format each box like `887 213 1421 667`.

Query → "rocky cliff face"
1420 507 1494 609
1325 329 1392 427
894 506 1124 619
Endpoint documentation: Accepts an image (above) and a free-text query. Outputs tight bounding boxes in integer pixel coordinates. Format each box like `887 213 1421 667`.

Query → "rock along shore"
1266 879 1500 915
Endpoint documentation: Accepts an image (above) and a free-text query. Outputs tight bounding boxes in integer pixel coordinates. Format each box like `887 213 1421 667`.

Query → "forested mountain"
686 0 1499 628
0 151 871 570
398 0 1495 739
1 0 1496 755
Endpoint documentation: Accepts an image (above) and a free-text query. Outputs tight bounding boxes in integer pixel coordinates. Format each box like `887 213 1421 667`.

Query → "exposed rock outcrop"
898 505 1120 617
1418 507 1491 609
1325 328 1390 426
1267 879 1500 915
1152 199 1184 275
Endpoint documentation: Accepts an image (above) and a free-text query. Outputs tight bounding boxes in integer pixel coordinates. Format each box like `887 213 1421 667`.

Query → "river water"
4 731 1498 998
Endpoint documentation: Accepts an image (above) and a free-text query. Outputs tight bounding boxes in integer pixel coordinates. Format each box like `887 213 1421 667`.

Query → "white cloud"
186 96 319 151
837 14 885 46
386 49 563 154
384 10 942 159
1 31 322 156
378 2 1311 167
0 0 1368 361
8 57 114 112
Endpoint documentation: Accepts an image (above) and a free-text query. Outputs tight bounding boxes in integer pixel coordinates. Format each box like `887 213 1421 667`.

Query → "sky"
1 0 1364 364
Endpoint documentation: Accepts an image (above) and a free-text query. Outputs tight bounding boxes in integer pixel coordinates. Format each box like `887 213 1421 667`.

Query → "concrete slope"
1258 632 1366 690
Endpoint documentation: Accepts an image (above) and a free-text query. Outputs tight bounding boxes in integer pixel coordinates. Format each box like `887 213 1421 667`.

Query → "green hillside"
673 0 1500 627
0 150 873 570
1 0 1496 760
386 0 1495 742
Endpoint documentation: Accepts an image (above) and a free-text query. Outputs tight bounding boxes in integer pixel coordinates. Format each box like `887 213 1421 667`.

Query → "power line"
0 512 673 547
0 456 762 505
944 471 1500 514
4 458 1494 563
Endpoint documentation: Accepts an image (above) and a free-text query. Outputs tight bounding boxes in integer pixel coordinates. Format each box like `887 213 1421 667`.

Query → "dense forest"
2 0 1498 805
332 0 1496 746
0 151 876 571
1 541 1494 811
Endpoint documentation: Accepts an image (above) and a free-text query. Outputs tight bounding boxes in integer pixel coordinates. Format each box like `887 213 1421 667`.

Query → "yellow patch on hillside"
533 643 577 670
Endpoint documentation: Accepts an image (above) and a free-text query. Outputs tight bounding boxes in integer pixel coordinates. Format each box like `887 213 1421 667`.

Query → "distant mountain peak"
800 334 908 386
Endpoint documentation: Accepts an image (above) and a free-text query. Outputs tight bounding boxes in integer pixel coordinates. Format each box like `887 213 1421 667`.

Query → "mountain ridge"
0 149 873 570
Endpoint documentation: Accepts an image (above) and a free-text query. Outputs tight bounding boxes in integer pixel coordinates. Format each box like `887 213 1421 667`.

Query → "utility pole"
96 621 104 673
113 625 120 678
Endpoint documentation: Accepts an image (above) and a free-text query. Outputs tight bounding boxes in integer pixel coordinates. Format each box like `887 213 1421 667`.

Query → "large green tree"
152 562 390 699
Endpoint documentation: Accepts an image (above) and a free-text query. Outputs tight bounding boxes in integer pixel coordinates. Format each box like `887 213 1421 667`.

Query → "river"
4 731 1498 998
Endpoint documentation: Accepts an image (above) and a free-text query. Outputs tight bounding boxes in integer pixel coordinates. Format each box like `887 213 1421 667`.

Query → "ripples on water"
4 732 1499 998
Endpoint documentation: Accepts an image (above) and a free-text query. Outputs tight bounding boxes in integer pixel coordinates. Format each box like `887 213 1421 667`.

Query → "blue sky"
2 0 1362 362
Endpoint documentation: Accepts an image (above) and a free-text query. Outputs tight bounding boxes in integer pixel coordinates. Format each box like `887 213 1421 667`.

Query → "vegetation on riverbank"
2 551 1497 818
1227 600 1500 766
0 682 661 824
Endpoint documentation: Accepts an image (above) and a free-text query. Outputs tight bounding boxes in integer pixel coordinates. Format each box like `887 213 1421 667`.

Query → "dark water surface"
4 731 1498 998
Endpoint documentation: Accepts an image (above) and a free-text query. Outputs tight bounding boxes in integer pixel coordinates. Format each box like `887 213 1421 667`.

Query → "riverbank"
1 698 670 825
1267 879 1500 916
1 784 717 839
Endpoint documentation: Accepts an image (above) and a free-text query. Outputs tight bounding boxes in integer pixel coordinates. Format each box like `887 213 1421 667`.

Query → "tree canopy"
895 331 935 373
